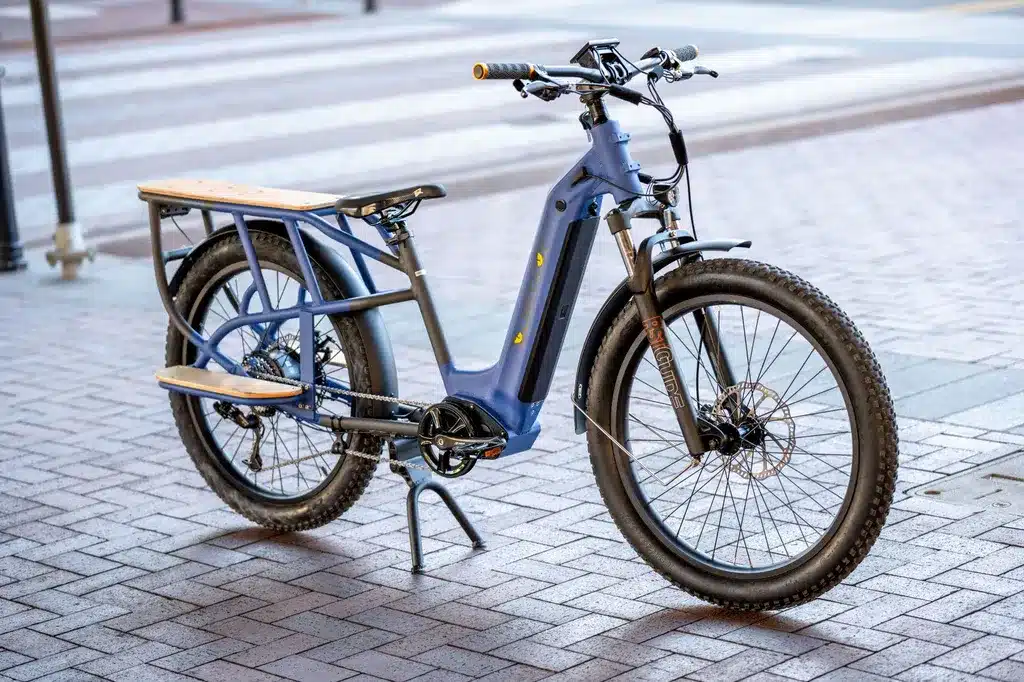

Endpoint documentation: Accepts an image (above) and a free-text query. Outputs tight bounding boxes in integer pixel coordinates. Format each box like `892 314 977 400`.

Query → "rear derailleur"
213 401 265 472
416 397 508 478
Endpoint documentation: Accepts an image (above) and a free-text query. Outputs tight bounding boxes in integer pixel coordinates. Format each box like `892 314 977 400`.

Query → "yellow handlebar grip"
473 63 489 80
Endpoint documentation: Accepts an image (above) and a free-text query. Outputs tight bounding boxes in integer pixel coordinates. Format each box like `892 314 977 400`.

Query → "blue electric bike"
142 40 898 610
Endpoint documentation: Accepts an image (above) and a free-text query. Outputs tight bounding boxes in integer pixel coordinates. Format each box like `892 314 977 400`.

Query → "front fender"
572 237 751 434
167 218 399 413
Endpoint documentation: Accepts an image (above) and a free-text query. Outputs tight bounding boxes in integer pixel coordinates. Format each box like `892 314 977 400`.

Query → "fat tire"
165 231 382 532
586 258 898 610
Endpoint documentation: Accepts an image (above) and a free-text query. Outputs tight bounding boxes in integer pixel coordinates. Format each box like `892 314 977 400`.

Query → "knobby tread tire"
586 258 898 611
165 231 382 532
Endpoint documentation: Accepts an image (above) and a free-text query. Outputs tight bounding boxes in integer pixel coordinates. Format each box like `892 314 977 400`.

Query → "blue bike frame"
145 112 648 456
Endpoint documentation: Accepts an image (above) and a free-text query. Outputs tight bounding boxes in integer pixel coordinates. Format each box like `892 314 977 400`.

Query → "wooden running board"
155 366 302 400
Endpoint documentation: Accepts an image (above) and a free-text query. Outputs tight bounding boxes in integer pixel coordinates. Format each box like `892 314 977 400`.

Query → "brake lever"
523 80 564 102
694 65 719 78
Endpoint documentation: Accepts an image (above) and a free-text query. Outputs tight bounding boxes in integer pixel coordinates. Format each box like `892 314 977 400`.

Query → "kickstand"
389 441 485 573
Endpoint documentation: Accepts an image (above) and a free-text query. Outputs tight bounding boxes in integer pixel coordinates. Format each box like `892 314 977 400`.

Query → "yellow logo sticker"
536 253 544 267
514 332 524 344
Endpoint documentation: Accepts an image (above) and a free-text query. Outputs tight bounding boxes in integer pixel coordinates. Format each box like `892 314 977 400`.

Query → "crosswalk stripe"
0 23 459 80
2 29 584 106
9 45 859 176
0 3 97 20
14 56 1021 237
438 0 1024 45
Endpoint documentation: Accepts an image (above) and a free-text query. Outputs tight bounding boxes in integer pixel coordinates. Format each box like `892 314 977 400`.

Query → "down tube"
443 167 608 436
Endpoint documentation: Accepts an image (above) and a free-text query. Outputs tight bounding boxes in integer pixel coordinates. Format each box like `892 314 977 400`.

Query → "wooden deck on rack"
138 179 341 211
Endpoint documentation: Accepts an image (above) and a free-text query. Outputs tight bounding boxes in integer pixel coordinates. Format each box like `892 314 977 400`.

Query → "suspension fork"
608 205 738 456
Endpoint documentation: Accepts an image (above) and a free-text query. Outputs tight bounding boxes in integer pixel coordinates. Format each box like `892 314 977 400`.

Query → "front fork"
609 203 737 457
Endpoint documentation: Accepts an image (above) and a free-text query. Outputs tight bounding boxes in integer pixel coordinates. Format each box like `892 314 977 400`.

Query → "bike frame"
145 97 722 457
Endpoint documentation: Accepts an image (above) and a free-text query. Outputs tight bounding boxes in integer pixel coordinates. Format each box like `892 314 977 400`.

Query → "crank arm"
430 434 506 451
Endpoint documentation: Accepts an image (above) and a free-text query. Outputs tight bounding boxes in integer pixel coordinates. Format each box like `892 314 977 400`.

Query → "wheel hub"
711 382 795 480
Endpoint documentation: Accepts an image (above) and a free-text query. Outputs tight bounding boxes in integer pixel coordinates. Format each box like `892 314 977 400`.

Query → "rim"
611 292 860 578
182 260 355 501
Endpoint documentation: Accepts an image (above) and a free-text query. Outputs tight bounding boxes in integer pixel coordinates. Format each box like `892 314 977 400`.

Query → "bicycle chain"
238 369 436 473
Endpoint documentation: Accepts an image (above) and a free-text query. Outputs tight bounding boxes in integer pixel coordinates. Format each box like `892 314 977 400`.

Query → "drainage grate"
911 450 1024 513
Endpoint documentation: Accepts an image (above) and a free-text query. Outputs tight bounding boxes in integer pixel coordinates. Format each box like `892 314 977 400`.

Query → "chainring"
417 402 478 478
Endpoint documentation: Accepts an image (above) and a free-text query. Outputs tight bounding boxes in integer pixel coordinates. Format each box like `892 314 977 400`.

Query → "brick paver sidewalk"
0 101 1022 681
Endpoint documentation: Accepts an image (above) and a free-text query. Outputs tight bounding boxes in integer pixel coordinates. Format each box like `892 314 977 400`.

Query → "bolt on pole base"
0 246 27 273
44 221 95 280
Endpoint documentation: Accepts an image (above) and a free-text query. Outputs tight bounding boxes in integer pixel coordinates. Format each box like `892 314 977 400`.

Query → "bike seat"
335 183 447 219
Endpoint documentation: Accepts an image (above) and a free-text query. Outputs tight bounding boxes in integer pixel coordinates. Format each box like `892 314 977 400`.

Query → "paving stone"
337 650 434 682
303 629 401 664
765 643 869 681
489 640 591 672
895 663 1002 681
979 659 1024 682
529 613 625 648
832 594 930 628
259 655 356 682
148 638 249 672
458 579 548 609
543 657 631 681
188 660 286 681
952 611 1024 641
474 663 549 682
418 602 510 630
202 616 293 645
930 635 1024 673
273 612 366 641
645 631 748 661
107 663 198 681
457 619 551 654
172 596 268 627
848 638 951 676
59 624 147 653
0 629 76 658
907 589 1000 623
413 645 512 677
567 634 669 667
226 633 329 668
721 624 829 656
686 648 791 682
2 647 104 682
875 615 984 648
795 621 907 652
376 623 475 658
961 547 1024 575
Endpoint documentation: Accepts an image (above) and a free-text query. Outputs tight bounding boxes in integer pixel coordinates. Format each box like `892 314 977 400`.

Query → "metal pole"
30 0 93 279
0 68 28 273
171 0 183 24
365 0 377 13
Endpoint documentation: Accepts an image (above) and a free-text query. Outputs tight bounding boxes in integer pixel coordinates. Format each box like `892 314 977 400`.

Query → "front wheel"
586 258 898 610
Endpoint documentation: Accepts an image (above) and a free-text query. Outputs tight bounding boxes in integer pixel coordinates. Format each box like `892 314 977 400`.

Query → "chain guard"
416 398 508 478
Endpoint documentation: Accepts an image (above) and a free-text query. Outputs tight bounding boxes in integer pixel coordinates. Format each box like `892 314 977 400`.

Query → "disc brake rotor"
712 382 795 480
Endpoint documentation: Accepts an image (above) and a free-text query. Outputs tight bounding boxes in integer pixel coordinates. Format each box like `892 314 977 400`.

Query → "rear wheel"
586 258 898 610
165 231 384 531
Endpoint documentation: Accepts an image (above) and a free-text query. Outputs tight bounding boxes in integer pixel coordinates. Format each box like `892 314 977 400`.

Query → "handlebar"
473 44 700 84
